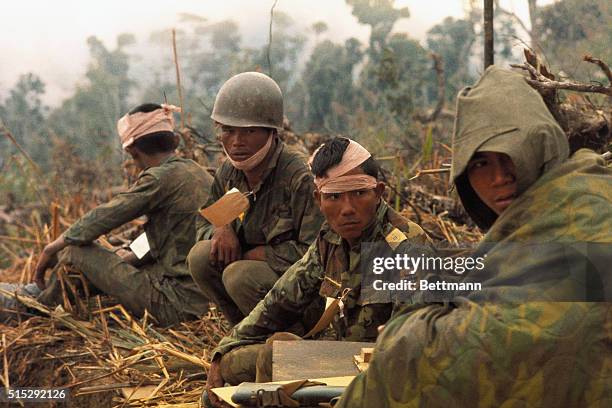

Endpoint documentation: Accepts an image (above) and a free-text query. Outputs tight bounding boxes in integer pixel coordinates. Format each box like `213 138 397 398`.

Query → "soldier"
30 103 213 327
335 67 611 407
204 137 431 407
187 72 324 325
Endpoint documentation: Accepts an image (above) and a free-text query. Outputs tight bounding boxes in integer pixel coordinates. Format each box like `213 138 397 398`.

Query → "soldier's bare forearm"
45 236 68 255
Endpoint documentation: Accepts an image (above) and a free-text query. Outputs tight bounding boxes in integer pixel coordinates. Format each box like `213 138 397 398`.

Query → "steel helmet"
211 72 283 130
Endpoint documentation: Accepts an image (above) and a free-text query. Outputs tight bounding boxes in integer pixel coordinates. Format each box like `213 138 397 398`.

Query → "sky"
1 0 552 106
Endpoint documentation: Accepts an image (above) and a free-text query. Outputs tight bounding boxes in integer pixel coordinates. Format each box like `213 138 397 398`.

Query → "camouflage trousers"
219 332 302 385
187 240 280 325
37 244 208 326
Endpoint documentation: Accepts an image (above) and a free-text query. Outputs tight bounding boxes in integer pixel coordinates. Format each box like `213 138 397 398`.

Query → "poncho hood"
451 66 569 230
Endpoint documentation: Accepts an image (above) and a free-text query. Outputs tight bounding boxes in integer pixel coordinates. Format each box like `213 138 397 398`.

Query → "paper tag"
129 232 150 259
200 188 250 227
385 227 407 250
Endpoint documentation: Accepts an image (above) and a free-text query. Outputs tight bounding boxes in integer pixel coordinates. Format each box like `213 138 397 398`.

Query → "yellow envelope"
200 188 250 227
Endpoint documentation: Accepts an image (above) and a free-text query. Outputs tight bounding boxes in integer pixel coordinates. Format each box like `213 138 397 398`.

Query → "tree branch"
171 29 185 130
494 0 531 38
267 0 279 77
584 55 612 84
414 53 445 123
494 0 543 54
511 62 612 97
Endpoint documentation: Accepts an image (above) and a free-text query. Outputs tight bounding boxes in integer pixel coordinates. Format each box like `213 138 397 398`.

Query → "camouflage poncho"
335 67 611 407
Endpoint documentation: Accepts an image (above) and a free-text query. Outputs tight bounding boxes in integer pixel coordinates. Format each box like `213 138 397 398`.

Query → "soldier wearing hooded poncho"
335 67 611 407
3 103 214 327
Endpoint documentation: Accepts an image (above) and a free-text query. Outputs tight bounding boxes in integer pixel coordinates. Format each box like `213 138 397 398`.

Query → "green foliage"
337 0 428 153
422 125 433 163
47 35 135 161
0 73 48 164
538 0 611 81
3 0 607 198
376 34 431 120
346 0 409 51
427 17 476 103
296 39 363 132
0 157 40 206
311 21 329 37
250 11 306 88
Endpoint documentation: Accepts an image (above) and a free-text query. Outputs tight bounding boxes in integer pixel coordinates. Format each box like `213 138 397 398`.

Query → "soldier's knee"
187 240 213 280
255 333 301 383
220 345 260 385
266 332 302 344
221 261 250 297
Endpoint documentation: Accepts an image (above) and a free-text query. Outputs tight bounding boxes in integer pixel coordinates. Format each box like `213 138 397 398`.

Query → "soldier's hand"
211 225 241 266
206 358 231 408
243 245 266 261
33 236 68 290
115 248 139 266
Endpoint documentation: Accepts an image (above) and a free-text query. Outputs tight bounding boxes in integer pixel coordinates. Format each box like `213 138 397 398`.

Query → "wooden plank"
272 340 374 381
353 347 374 373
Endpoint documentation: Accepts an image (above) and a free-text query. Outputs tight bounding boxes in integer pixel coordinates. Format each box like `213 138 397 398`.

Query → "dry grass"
0 132 483 406
0 288 228 406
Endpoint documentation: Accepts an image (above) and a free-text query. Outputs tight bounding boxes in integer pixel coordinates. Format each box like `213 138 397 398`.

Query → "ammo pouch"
231 379 344 407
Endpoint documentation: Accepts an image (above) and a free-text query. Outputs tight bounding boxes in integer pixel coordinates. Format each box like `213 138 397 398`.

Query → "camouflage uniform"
335 67 611 407
212 201 431 384
188 140 323 324
38 155 213 327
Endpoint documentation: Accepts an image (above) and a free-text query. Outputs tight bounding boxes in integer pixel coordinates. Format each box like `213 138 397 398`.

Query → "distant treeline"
0 0 609 173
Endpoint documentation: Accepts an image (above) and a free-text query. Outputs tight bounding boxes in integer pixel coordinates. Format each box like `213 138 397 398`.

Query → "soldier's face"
315 168 385 245
467 151 518 215
125 146 146 170
218 125 271 161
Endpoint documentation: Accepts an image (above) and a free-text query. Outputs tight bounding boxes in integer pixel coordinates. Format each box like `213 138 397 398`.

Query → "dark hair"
128 103 178 154
132 131 178 154
129 103 163 114
310 137 380 178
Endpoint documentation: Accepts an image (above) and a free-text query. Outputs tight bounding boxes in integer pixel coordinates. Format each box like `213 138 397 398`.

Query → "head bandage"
117 104 180 149
312 139 378 193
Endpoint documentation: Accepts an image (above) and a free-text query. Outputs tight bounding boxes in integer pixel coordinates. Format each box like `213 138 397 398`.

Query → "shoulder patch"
385 227 408 250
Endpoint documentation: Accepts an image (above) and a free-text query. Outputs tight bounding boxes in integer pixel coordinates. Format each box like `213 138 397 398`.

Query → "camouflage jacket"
336 67 611 408
64 156 213 308
196 139 323 273
213 201 431 358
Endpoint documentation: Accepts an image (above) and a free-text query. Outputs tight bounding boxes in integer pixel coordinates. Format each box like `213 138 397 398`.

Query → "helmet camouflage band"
211 72 283 130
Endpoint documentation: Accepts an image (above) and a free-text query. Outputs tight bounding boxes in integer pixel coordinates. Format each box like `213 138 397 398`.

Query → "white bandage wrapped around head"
117 104 180 149
312 139 378 193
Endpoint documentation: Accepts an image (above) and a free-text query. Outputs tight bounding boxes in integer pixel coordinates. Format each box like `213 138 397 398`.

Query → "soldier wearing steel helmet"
187 72 324 326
